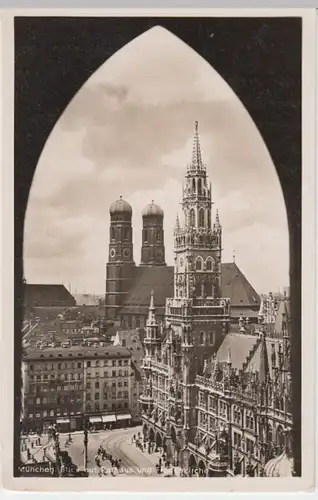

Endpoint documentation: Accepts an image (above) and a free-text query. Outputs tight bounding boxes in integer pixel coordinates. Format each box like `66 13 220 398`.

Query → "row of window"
86 391 129 400
187 177 207 197
29 396 82 405
187 207 211 229
28 384 83 393
198 396 256 428
233 432 255 454
28 359 129 371
28 410 81 419
195 256 215 271
86 359 128 368
111 226 131 241
30 373 82 381
143 229 162 244
87 380 128 389
86 401 129 412
86 369 131 378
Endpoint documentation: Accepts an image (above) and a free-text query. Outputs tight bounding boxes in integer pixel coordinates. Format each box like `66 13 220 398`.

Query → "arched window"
198 178 202 195
189 209 195 227
207 210 211 229
136 316 140 328
196 257 202 270
206 258 213 271
198 209 205 228
200 332 205 345
124 227 129 240
157 230 161 242
111 226 115 240
144 229 148 242
192 178 196 191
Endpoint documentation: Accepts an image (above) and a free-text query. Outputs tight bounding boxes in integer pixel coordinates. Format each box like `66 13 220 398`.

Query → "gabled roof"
215 332 260 370
24 284 76 308
249 337 282 378
121 263 259 313
220 263 260 308
122 266 174 308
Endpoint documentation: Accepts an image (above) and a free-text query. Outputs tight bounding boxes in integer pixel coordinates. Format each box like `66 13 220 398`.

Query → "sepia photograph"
2 8 316 493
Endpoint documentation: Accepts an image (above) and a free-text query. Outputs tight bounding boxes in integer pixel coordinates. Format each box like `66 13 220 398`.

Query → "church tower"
164 121 231 455
174 120 222 302
140 201 166 266
105 196 135 320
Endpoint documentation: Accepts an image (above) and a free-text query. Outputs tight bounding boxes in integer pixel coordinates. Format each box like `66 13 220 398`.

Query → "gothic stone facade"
140 123 292 477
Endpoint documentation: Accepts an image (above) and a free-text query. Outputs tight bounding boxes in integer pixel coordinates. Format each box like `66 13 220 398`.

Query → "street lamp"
83 421 88 474
51 426 61 477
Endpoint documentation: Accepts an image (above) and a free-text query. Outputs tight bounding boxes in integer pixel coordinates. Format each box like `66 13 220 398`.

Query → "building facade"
140 122 293 477
22 345 140 433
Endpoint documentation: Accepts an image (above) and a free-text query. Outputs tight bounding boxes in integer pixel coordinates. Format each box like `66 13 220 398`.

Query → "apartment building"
22 345 138 432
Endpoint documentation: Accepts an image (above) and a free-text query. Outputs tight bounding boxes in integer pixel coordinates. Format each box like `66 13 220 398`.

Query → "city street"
58 426 160 477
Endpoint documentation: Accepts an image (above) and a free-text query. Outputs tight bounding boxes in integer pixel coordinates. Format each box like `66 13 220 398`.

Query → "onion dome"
264 450 294 477
142 200 164 217
109 196 132 215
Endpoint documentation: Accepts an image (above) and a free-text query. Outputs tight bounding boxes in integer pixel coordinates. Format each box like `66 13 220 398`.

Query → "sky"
23 26 289 295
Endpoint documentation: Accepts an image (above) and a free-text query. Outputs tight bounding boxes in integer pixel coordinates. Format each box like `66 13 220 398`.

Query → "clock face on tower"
156 250 163 259
110 248 116 259
123 248 131 259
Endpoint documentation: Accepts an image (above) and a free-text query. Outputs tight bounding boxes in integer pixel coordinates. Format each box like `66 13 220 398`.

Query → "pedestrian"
111 465 117 476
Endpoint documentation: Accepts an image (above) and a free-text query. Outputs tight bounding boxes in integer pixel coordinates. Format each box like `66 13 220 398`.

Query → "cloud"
23 26 289 294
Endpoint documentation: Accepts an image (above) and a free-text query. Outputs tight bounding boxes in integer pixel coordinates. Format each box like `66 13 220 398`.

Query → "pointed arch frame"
14 17 302 477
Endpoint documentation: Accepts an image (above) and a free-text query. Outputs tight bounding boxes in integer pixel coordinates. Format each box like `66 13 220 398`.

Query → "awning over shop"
116 413 132 421
56 418 70 424
102 414 116 423
89 416 102 424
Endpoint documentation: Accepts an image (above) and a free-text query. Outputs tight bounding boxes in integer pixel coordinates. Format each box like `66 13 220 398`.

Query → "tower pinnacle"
146 290 157 327
189 120 205 172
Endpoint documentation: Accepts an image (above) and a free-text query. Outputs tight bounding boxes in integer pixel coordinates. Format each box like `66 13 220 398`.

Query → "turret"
105 196 135 320
140 201 166 266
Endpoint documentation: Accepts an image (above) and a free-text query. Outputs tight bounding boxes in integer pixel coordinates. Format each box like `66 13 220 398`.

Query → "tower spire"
147 290 157 327
259 331 269 384
215 209 220 225
190 121 205 172
174 213 180 232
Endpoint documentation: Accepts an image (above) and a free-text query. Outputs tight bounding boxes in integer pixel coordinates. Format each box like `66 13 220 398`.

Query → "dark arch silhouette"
189 454 197 476
155 432 162 447
170 425 177 444
142 423 148 438
149 427 155 443
14 17 301 477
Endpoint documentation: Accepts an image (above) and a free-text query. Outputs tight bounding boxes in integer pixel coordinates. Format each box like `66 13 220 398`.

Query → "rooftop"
24 284 76 308
23 345 131 361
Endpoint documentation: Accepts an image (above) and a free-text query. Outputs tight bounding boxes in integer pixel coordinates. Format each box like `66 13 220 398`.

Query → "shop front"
101 414 116 430
69 415 83 432
116 413 132 428
89 416 102 431
56 417 70 433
